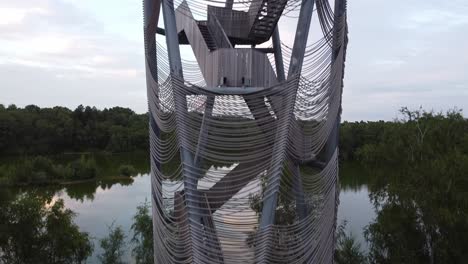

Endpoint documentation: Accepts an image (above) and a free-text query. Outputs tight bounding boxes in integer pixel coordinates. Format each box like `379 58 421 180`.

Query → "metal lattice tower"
143 0 348 262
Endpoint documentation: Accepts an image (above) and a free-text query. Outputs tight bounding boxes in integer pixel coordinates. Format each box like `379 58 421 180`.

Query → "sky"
0 0 467 121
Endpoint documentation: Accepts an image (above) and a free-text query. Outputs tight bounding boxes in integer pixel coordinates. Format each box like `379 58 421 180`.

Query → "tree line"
3 105 466 163
0 104 148 155
1 105 467 263
338 107 468 263
339 107 468 164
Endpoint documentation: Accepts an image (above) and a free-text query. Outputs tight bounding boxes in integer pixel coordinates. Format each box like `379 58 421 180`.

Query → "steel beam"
259 0 316 229
255 48 275 53
325 0 347 163
161 0 206 262
225 0 233 9
255 0 316 261
272 27 285 82
287 0 316 78
194 96 215 166
162 0 183 77
143 0 162 263
156 27 166 35
272 24 308 222
328 2 347 257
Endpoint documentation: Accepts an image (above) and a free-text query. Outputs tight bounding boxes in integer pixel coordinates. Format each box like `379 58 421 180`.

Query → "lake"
0 155 375 263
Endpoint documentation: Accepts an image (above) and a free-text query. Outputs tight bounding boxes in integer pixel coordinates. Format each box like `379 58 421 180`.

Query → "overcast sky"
1 0 467 121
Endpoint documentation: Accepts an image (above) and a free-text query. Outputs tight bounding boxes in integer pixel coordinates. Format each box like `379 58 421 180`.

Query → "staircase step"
198 24 217 50
248 0 288 43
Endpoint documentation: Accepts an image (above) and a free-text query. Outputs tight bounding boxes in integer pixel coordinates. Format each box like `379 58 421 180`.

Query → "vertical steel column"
162 0 183 76
287 0 316 78
255 1 316 262
293 162 308 219
272 24 308 221
259 0 316 229
286 0 317 223
143 0 161 172
161 0 204 262
325 0 347 163
143 0 162 263
194 96 215 166
225 0 233 9
272 27 285 82
327 1 346 262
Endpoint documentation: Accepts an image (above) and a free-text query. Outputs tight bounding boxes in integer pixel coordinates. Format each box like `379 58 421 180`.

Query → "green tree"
335 222 367 264
362 108 468 264
98 224 127 264
0 105 149 155
131 200 154 264
0 194 93 263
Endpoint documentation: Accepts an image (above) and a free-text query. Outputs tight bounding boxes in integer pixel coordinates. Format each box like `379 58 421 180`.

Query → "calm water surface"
337 185 375 249
2 155 375 263
55 174 151 263
59 171 374 262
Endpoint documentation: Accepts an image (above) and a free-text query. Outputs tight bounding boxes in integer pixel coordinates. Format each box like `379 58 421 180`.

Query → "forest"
0 190 153 264
2 104 467 162
1 105 467 263
338 107 468 263
0 104 148 155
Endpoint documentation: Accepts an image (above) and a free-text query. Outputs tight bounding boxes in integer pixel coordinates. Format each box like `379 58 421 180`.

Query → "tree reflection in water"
0 152 150 263
362 109 468 264
1 109 466 264
0 191 93 263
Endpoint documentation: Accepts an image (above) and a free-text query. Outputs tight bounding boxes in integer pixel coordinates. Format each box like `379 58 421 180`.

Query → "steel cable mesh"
143 0 348 262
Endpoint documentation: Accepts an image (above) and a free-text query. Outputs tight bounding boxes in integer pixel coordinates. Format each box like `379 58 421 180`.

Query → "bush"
67 156 97 180
118 164 136 177
131 200 154 264
0 194 93 263
5 156 58 184
335 222 368 264
99 224 126 264
0 173 11 185
0 155 99 185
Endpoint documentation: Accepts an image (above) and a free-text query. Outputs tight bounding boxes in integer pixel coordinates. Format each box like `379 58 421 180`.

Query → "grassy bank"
0 155 141 187
0 155 98 186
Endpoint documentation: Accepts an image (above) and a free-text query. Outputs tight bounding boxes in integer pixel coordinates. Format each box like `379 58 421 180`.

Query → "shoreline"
0 175 135 188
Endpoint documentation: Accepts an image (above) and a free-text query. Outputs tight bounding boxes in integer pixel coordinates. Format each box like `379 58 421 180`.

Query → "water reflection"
364 165 468 263
339 162 371 192
1 175 153 263
7 156 463 263
62 177 135 202
0 153 150 263
61 174 151 263
0 190 93 264
338 162 375 249
0 158 378 263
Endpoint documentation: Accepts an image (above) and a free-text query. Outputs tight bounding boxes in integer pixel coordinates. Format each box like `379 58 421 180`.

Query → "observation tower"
143 0 348 262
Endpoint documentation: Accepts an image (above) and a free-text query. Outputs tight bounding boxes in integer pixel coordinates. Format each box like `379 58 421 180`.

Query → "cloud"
1 63 147 112
0 1 142 73
340 0 468 120
0 0 467 120
402 9 468 30
0 0 146 111
0 7 49 25
372 59 406 67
